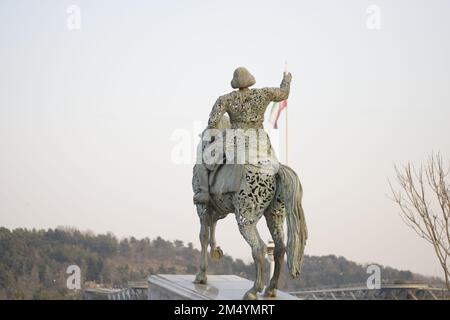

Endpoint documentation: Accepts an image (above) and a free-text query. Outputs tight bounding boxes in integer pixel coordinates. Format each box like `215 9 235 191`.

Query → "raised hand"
283 72 292 82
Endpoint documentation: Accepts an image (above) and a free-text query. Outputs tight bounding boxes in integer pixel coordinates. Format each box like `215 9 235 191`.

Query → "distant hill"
0 227 444 299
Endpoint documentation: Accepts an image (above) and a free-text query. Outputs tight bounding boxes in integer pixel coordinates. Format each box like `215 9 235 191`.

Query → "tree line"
0 227 443 299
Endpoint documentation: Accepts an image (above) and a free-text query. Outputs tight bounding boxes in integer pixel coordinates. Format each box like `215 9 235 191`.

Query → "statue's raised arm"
262 72 292 102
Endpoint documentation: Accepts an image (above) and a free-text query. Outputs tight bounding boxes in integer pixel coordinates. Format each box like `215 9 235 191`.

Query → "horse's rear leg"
264 203 286 297
234 171 276 299
238 223 266 300
194 206 209 284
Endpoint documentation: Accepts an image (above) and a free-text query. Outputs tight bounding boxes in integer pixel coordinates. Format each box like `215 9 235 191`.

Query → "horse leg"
264 203 286 297
234 170 276 299
194 209 209 284
237 222 266 300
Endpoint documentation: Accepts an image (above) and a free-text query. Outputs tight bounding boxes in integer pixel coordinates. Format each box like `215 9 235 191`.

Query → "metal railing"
290 284 450 300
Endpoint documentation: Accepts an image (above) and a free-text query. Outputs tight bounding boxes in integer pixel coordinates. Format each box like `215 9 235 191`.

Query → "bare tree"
389 153 450 290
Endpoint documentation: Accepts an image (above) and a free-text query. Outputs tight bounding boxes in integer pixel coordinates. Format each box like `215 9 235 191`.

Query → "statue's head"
231 67 256 89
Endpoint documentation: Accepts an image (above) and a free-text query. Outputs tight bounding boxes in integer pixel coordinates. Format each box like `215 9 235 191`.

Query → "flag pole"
286 99 288 165
284 61 288 165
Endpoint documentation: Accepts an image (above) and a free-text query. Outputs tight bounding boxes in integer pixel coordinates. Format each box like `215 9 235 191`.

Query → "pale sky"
1 0 450 278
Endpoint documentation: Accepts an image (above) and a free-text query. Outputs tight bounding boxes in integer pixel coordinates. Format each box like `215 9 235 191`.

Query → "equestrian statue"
192 67 307 300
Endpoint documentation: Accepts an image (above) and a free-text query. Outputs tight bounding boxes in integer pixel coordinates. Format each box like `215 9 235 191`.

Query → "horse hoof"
243 290 258 300
194 272 207 284
211 246 223 261
263 288 277 298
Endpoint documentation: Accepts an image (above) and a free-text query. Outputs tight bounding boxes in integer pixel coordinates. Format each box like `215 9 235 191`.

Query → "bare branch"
390 153 450 291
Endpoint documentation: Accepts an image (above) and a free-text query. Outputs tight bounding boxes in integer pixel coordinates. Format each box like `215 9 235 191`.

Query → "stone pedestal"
148 274 298 300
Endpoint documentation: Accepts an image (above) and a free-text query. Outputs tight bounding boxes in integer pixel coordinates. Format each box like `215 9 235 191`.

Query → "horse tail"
277 164 308 278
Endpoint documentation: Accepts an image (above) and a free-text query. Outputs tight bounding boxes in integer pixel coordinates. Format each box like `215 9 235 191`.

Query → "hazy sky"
1 0 450 278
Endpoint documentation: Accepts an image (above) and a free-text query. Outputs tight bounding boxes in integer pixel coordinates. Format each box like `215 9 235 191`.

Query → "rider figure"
193 67 292 204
